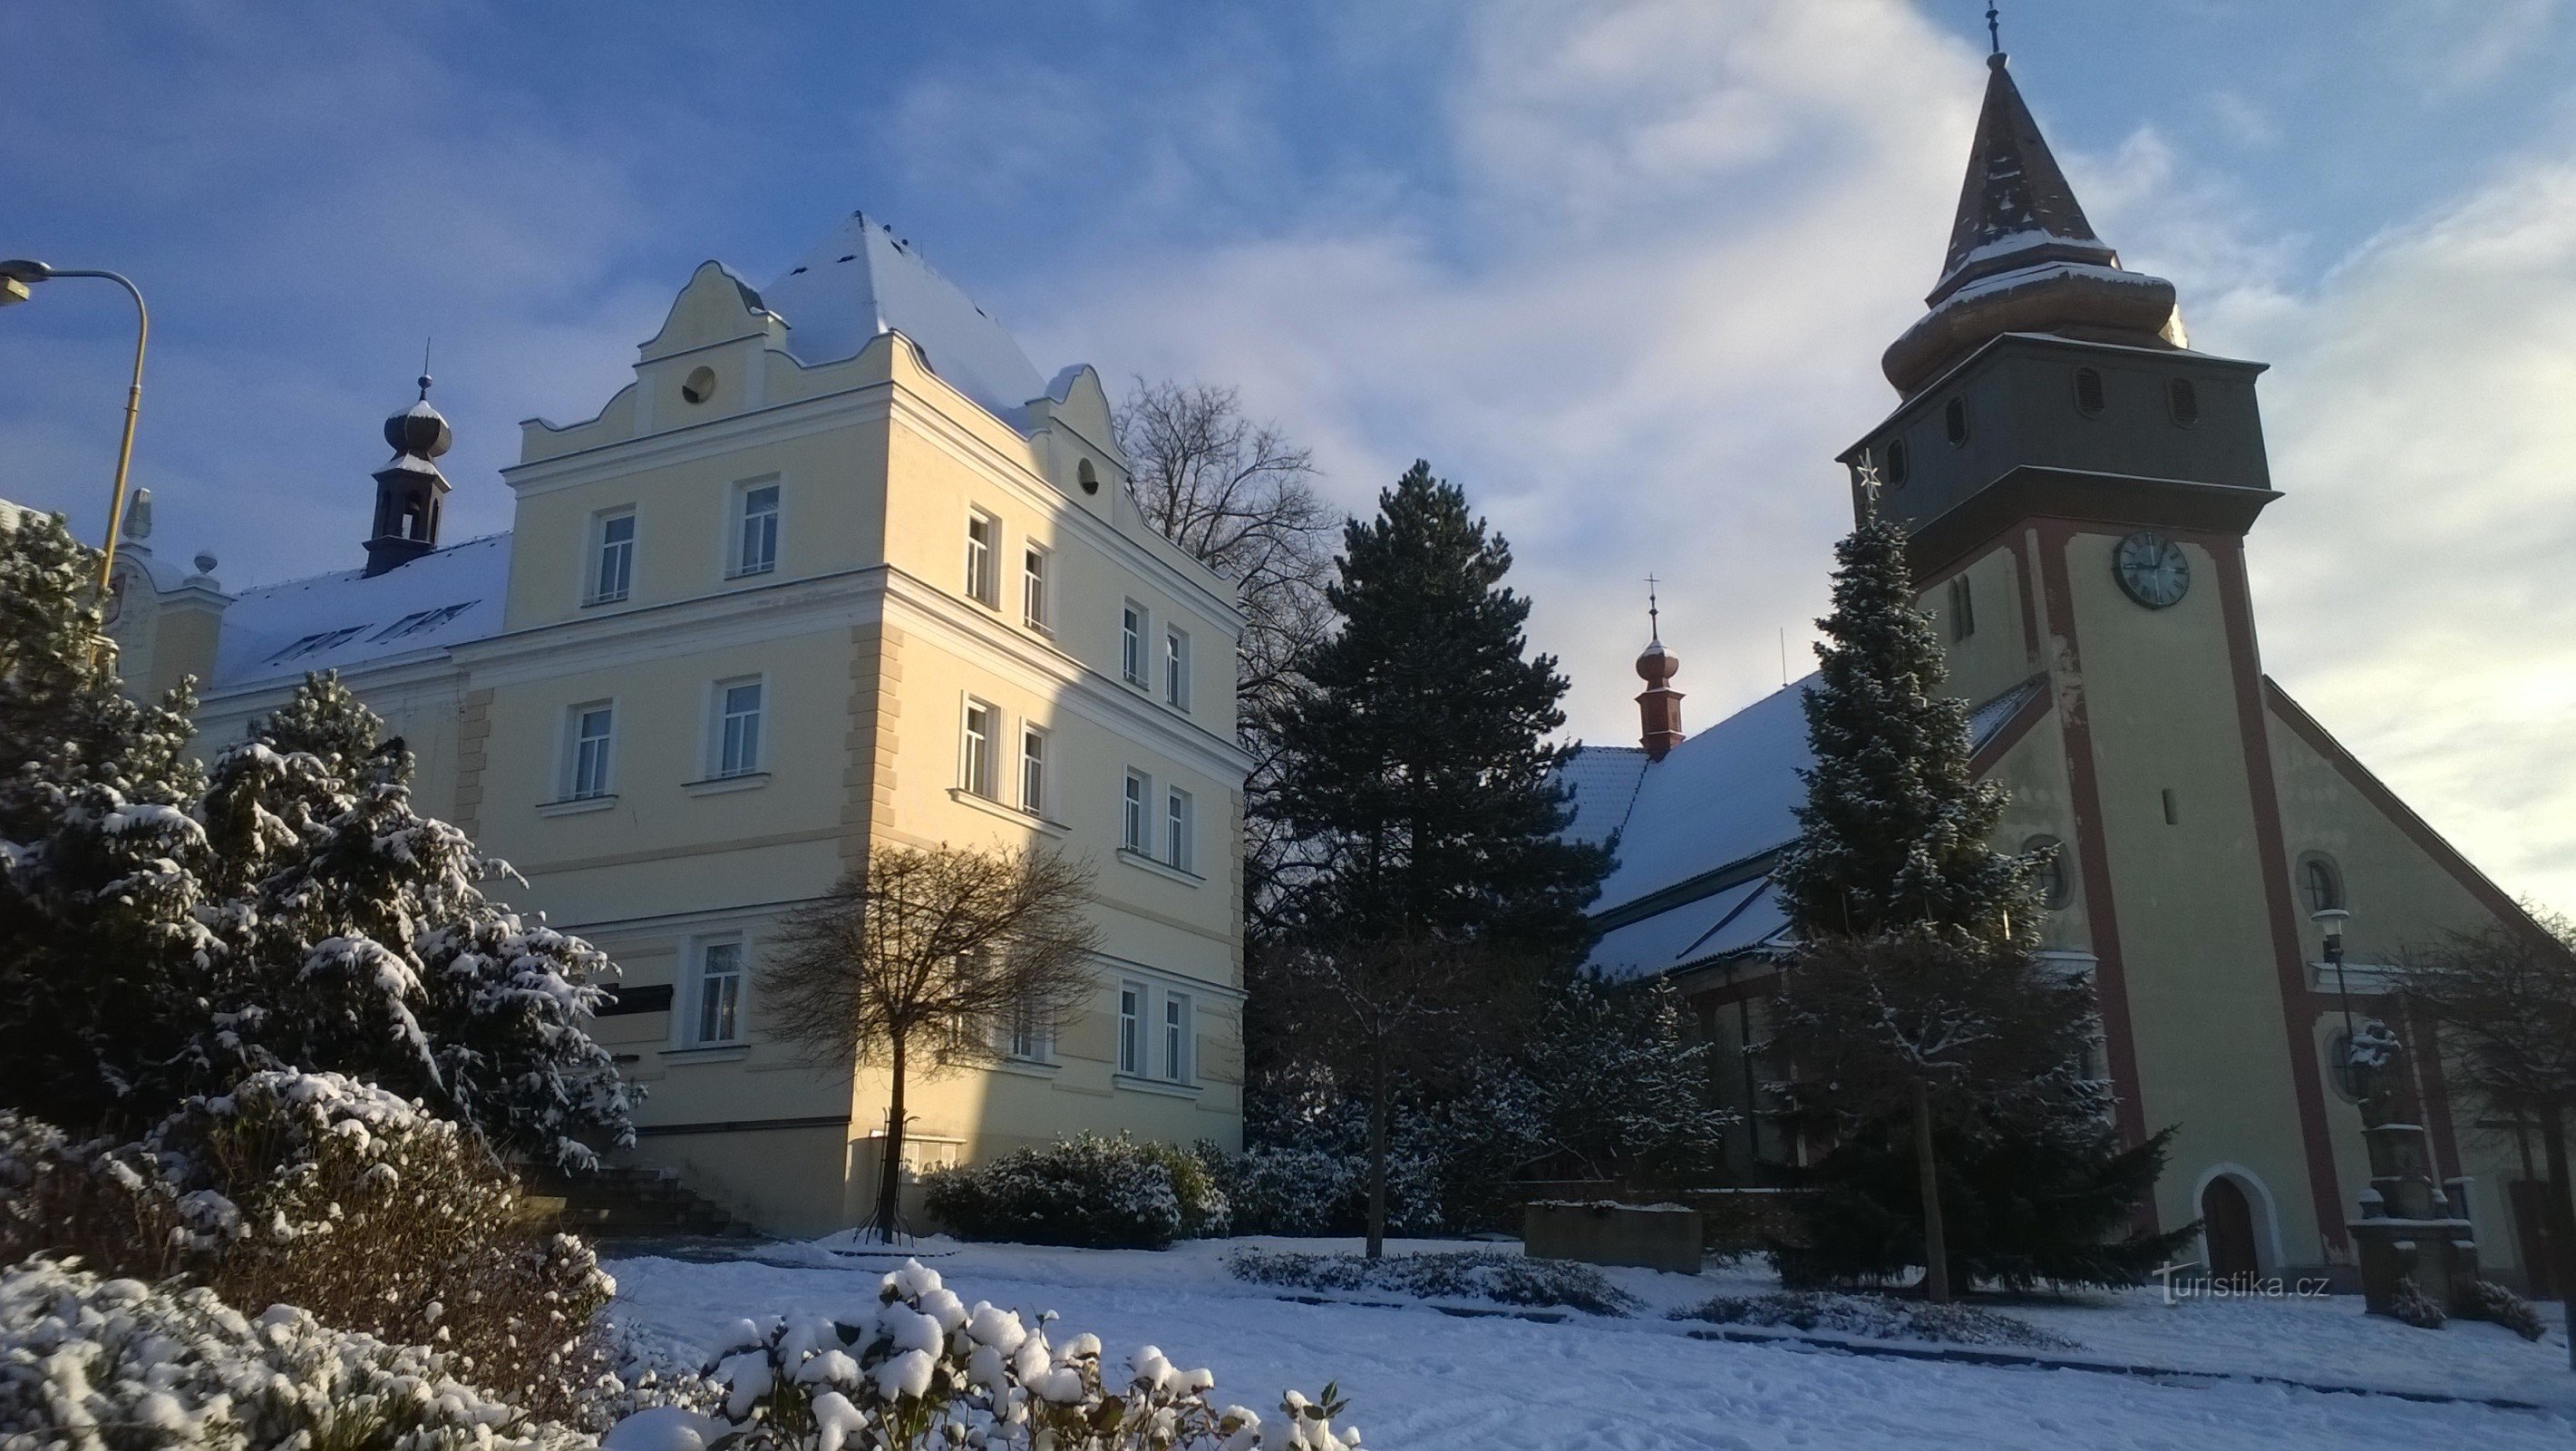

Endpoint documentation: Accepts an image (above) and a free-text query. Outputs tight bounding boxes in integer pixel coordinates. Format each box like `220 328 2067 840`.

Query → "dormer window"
2074 366 2106 416
2168 376 2200 426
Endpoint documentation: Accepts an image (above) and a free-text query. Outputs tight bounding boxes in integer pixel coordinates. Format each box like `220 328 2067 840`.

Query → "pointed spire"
1927 53 2118 308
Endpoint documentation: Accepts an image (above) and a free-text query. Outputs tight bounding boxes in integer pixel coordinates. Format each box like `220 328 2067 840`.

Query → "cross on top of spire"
1987 3 2002 56
1646 573 1663 646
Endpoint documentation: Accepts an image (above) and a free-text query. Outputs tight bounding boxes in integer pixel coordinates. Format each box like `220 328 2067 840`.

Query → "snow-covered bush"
632 1258 1358 1451
924 1135 1226 1250
1198 1143 1366 1238
1670 1290 2076 1350
2386 1275 2448 1329
1226 1246 1640 1317
2460 1278 2546 1340
0 1258 593 1450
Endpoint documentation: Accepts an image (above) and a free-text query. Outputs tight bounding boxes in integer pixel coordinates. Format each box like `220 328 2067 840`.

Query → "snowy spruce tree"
1262 461 1609 1255
0 511 631 1166
1768 492 2184 1296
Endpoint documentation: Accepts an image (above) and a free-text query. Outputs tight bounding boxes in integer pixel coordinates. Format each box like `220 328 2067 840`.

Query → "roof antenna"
418 337 433 399
1645 573 1663 647
1986 2 2003 57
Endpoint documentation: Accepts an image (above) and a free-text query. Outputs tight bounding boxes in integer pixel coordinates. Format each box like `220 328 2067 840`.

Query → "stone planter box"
1524 1200 1705 1274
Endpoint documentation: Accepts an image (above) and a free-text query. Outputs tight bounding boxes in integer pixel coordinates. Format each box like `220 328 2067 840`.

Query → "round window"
1077 459 1100 496
682 366 717 404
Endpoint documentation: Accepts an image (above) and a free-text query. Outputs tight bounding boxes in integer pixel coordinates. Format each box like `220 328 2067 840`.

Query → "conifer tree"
1265 461 1608 1254
1769 493 2182 1296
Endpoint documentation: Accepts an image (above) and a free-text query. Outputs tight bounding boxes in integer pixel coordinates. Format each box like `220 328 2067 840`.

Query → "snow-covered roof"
209 532 510 692
759 212 1047 430
1559 745 1649 848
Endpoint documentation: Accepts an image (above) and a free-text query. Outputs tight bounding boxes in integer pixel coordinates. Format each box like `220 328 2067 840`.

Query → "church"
100 214 1251 1236
1558 51 2554 1289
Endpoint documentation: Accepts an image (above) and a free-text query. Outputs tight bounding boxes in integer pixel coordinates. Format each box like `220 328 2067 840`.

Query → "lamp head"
0 260 52 307
2310 907 2351 931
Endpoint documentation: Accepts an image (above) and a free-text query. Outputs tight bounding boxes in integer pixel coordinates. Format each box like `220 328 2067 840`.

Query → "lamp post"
0 259 150 604
2313 906 2356 1095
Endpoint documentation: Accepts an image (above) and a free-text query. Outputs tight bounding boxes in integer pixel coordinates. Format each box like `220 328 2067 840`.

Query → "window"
1118 983 1144 1076
961 699 997 798
2074 366 2106 416
372 602 472 641
692 939 744 1045
1006 998 1048 1063
1885 436 1910 486
1165 787 1193 872
1946 575 1976 642
2300 854 2346 916
681 366 717 405
1022 546 1050 631
1162 992 1192 1083
567 705 614 800
965 509 999 607
1019 726 1048 815
1165 628 1191 710
1077 458 1100 495
1944 395 1969 445
591 511 636 604
1122 603 1148 686
2168 376 2201 426
1123 771 1150 852
735 482 780 577
2024 834 2070 909
714 679 763 777
266 625 366 664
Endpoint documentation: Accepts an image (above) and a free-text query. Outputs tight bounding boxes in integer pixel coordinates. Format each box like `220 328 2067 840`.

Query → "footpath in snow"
605 1235 2576 1451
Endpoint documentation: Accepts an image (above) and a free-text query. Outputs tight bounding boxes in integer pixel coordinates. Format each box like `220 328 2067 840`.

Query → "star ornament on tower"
1852 452 1884 515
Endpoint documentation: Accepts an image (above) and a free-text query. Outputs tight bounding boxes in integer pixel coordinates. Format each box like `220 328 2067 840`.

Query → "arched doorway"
2202 1176 2260 1280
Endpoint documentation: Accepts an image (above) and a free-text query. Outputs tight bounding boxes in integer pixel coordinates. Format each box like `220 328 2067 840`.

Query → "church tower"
1846 49 2350 1265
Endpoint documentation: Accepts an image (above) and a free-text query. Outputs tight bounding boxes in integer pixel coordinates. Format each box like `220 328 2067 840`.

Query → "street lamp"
2313 906 2357 1095
0 259 150 603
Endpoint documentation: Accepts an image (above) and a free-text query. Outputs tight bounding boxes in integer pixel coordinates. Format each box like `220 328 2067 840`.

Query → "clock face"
2113 531 2190 609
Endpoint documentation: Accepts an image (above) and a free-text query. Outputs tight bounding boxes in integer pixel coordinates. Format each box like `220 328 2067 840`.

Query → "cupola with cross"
365 367 453 577
1633 576 1685 761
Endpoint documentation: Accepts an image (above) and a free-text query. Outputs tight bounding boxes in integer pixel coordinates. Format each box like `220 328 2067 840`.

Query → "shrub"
0 1258 591 1449
643 1257 1359 1450
2386 1275 2447 1329
1200 1143 1367 1237
1671 1290 2076 1349
0 1071 616 1420
1225 1247 1641 1318
925 1134 1227 1250
2460 1278 2546 1340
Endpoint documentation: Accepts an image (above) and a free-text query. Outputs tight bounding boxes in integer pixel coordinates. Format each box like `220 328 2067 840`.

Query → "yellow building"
1562 55 2557 1290
113 211 1249 1235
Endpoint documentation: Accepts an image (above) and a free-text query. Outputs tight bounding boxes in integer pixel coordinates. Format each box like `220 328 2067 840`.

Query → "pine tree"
1263 461 1609 1254
1768 500 2180 1296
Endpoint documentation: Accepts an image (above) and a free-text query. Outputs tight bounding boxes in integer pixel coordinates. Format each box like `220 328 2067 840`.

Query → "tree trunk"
2540 1112 2576 1370
1366 1040 1390 1261
1913 1078 1951 1304
874 1031 909 1244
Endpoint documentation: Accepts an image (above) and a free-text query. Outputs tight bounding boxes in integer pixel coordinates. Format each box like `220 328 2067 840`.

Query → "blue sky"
6 0 2575 907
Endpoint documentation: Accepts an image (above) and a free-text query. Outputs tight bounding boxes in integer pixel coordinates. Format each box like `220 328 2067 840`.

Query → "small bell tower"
365 367 453 577
1634 576 1685 761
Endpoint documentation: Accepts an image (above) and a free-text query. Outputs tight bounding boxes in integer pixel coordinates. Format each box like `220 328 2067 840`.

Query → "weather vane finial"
1986 2 2002 56
1645 573 1663 646
418 337 433 399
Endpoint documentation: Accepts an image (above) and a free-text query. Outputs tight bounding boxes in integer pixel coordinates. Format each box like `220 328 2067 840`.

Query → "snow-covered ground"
606 1236 2576 1450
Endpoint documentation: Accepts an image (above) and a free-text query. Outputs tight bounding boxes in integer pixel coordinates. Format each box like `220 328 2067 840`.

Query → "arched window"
2073 366 2106 416
1944 396 1969 445
2299 853 2345 916
2024 834 2072 909
2168 376 2200 425
1885 437 1910 487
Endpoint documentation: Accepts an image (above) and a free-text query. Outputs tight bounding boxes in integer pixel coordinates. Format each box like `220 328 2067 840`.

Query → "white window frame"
1122 601 1148 686
1165 786 1193 872
1022 544 1051 633
588 509 636 605
961 697 999 799
710 676 765 779
1162 990 1193 1084
564 701 616 801
966 507 1001 608
1118 981 1145 1076
1123 770 1152 852
685 935 747 1047
732 479 780 579
1164 627 1190 711
1006 998 1050 1064
1019 724 1049 817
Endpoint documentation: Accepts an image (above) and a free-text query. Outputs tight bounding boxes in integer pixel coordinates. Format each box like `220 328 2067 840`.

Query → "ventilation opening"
2168 376 2200 425
1885 437 1910 487
1944 396 1969 445
681 367 717 405
2074 366 2106 416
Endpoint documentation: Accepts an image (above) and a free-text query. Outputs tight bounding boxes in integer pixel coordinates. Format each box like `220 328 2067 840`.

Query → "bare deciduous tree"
2395 906 2576 1364
763 845 1101 1242
1113 379 1334 936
